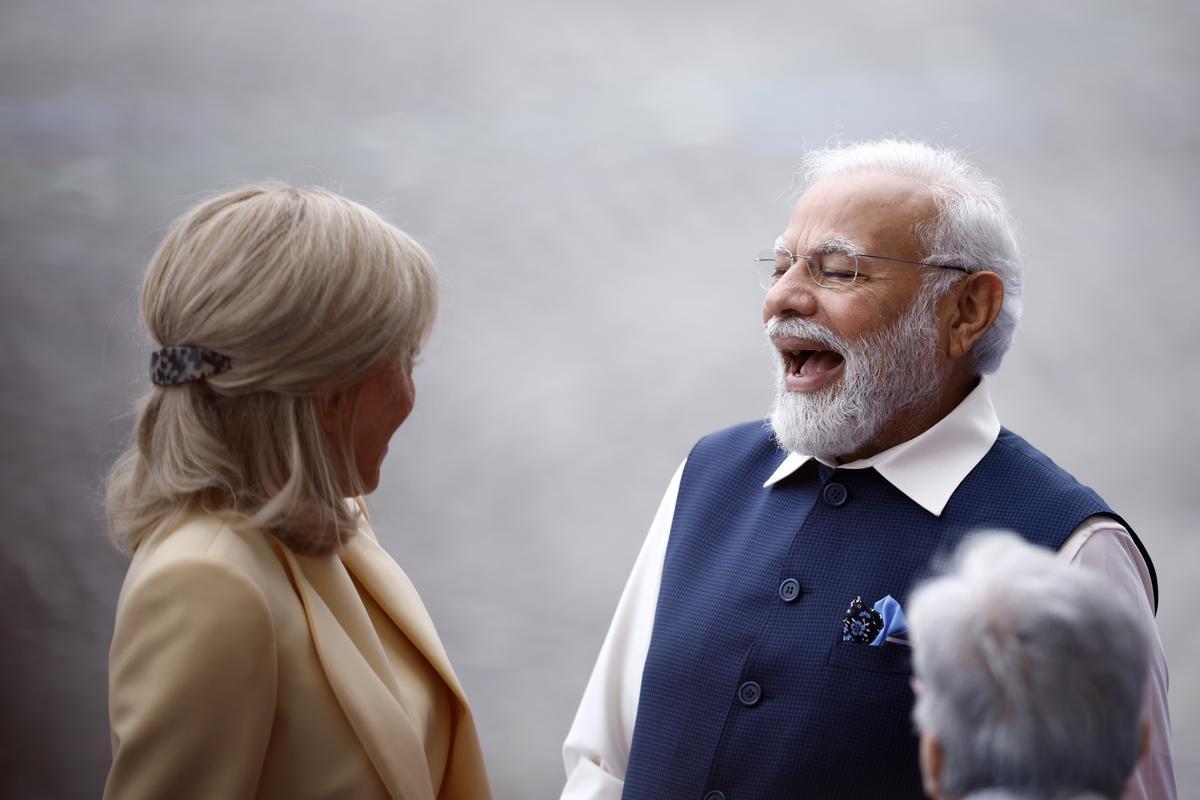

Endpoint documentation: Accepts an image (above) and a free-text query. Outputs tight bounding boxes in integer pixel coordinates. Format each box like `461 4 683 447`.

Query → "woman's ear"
315 386 361 497
317 389 347 438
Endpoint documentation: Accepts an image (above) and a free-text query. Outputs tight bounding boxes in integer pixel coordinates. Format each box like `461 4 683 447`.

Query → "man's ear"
946 271 1004 361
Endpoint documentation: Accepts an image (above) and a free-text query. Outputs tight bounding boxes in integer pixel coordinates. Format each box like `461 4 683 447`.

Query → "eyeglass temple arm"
857 253 971 274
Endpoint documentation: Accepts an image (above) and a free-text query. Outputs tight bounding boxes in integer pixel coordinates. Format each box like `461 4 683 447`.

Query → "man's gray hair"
801 140 1021 375
907 533 1149 798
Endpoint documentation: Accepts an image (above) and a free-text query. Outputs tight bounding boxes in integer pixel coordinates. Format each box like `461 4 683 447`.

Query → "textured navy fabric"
622 421 1152 800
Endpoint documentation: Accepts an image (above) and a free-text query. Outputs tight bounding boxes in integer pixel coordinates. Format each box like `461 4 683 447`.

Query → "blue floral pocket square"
841 594 909 646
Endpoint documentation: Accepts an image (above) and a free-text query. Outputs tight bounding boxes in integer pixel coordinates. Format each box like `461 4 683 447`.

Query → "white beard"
766 291 945 460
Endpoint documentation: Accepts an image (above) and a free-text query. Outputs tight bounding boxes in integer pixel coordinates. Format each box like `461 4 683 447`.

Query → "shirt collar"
762 379 1001 517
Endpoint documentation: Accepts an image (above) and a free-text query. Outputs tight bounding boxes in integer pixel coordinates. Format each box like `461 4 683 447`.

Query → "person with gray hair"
908 532 1151 800
561 140 1173 799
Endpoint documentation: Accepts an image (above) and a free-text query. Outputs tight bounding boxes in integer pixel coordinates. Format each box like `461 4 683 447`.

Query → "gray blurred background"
2 0 1198 797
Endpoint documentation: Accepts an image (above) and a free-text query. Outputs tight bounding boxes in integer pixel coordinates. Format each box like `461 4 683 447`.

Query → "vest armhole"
1063 512 1159 615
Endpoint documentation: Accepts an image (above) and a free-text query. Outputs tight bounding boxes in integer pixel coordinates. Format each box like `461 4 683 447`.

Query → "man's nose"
763 265 819 320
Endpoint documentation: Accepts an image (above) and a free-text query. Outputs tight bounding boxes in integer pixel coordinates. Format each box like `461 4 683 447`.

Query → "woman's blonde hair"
106 185 438 555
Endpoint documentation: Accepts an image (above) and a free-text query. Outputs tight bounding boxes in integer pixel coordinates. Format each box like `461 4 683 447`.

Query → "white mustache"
764 316 847 353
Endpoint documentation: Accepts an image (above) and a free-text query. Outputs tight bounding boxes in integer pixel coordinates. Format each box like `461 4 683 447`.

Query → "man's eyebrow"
809 237 862 256
776 236 863 255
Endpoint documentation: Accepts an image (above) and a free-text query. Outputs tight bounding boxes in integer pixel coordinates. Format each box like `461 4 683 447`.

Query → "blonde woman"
104 186 491 799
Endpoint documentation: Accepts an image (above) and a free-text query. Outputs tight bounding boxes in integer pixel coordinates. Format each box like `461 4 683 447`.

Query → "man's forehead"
782 172 936 254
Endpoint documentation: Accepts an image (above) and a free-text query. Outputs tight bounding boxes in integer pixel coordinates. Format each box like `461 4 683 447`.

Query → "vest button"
822 481 848 507
737 680 762 706
703 792 726 800
779 578 801 602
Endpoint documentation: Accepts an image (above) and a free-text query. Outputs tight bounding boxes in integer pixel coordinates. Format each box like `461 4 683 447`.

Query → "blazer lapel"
276 542 435 800
338 524 469 704
341 512 493 800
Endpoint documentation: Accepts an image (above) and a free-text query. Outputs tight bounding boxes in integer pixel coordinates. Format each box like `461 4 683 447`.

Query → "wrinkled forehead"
781 172 937 257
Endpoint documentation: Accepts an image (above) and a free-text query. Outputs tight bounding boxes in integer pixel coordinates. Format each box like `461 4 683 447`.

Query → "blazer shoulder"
123 513 285 605
107 520 279 800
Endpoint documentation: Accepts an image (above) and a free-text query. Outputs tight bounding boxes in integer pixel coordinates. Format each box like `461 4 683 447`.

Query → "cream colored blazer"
105 510 492 800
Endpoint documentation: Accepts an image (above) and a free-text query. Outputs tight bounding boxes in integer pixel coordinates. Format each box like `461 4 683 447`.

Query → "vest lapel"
275 543 435 800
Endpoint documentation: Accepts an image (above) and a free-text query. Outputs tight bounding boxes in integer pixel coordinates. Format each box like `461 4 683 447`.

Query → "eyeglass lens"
754 249 859 290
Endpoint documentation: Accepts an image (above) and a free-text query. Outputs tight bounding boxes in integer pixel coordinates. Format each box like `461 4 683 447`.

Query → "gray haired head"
799 140 1021 375
907 532 1149 798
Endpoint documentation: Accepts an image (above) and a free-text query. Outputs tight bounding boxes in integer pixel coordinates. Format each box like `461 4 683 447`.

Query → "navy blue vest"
622 422 1154 800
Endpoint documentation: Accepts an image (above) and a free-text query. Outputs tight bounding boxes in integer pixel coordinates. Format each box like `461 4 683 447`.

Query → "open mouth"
786 348 845 377
774 337 846 391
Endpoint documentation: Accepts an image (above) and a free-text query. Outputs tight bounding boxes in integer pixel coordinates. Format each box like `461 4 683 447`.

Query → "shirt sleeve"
561 460 685 800
1060 516 1176 800
105 557 278 800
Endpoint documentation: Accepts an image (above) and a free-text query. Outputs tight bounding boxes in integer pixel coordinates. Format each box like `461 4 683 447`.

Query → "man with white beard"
560 140 1174 800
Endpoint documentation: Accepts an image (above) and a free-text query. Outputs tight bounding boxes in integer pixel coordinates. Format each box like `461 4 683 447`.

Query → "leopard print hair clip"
150 346 232 386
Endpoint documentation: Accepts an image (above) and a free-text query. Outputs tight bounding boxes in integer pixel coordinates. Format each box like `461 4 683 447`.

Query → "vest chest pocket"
826 639 913 675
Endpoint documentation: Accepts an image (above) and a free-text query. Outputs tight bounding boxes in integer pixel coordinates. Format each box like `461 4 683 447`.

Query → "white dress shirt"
561 382 1175 800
